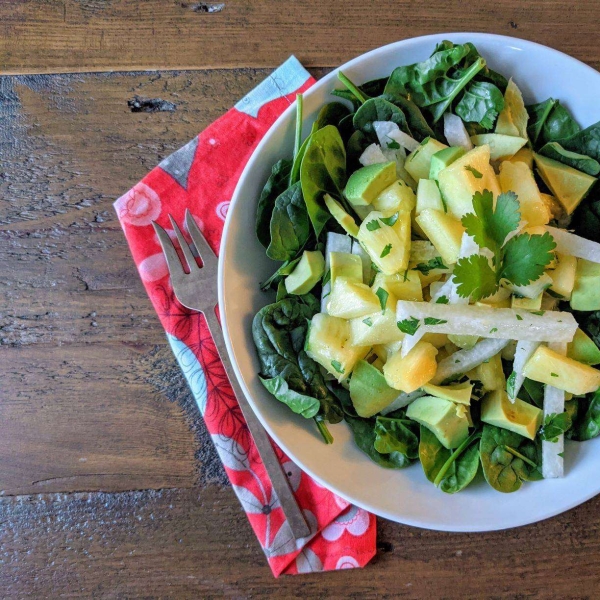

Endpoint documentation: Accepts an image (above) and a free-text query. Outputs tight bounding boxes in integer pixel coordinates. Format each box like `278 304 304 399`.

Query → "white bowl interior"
219 33 600 531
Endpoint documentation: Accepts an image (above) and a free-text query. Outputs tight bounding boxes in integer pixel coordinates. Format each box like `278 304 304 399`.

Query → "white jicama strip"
542 341 567 479
506 273 553 299
400 328 425 357
359 143 387 166
546 226 600 263
433 338 510 385
380 390 425 415
321 233 353 312
507 341 541 402
396 301 578 342
430 278 454 303
443 113 473 151
351 239 372 285
373 121 419 152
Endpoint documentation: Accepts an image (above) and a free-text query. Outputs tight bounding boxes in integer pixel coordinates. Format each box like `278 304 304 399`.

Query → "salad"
252 40 600 494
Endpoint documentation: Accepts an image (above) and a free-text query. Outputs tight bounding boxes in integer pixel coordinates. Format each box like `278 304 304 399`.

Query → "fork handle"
202 309 312 540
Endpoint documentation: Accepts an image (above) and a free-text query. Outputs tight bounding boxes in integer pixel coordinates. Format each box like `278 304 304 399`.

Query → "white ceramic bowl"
219 33 600 531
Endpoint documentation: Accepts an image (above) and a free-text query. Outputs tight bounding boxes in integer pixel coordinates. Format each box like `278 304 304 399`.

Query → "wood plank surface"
2 8 600 596
1 0 600 74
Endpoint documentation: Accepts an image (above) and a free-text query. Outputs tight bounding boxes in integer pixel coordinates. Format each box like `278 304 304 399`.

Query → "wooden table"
2 1 600 596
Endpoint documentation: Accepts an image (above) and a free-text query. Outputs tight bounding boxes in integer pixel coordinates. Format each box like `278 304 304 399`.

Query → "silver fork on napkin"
153 210 311 540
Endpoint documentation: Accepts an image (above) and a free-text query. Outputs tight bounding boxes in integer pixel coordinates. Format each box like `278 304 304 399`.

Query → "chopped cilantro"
380 244 392 258
538 412 570 442
516 314 523 321
366 219 381 231
489 327 498 333
507 371 516 398
331 360 344 374
530 310 545 316
362 317 373 327
414 256 448 275
386 138 401 150
322 269 331 286
465 165 483 178
424 317 448 325
380 213 399 227
397 317 420 335
551 372 559 377
436 295 449 304
375 287 389 312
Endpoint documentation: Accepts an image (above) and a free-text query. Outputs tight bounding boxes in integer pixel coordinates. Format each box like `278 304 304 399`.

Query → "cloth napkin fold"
114 56 376 576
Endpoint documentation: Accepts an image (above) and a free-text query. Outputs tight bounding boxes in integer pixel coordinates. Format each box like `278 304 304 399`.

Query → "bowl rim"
218 32 600 531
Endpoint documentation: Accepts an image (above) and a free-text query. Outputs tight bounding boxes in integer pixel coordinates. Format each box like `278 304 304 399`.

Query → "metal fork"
153 210 311 540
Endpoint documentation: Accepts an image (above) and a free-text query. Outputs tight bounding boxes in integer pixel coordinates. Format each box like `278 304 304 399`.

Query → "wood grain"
1 486 600 597
1 0 600 74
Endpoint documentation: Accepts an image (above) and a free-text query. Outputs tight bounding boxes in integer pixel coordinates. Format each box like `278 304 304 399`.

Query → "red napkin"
114 57 376 576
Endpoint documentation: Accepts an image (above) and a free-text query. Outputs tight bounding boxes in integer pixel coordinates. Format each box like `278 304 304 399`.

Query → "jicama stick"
432 338 510 385
443 113 473 151
542 341 567 479
373 121 420 152
507 341 541 402
380 389 425 415
396 301 578 342
546 225 600 264
359 143 387 166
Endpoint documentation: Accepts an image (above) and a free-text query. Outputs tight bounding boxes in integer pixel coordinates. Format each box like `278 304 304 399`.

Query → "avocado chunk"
284 250 325 295
534 152 597 215
349 360 400 418
471 133 527 161
480 389 543 440
523 345 600 396
404 137 448 182
422 381 473 405
570 259 600 311
329 251 363 285
429 146 466 180
344 162 397 207
406 395 469 449
568 328 600 366
324 194 359 237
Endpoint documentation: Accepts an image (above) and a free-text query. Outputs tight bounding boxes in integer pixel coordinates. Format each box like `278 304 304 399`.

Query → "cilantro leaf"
507 371 517 398
331 360 344 374
380 244 392 258
397 317 420 335
375 287 389 312
461 190 520 252
452 254 498 301
362 317 373 327
435 295 449 304
500 232 556 286
538 412 570 443
424 317 447 325
386 138 401 150
380 213 399 227
414 256 448 275
366 219 381 231
465 165 483 178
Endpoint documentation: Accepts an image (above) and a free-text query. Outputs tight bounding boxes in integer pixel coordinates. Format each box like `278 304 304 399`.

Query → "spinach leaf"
567 389 600 441
260 376 320 418
300 125 347 237
526 98 556 144
480 424 542 493
337 112 357 144
571 187 600 243
360 77 388 98
462 42 508 91
373 416 419 459
541 102 581 144
290 135 312 186
455 81 504 129
266 181 311 261
331 88 362 111
381 93 435 140
419 426 481 494
252 297 341 423
312 102 352 134
353 97 409 135
346 130 371 172
539 142 600 175
345 416 413 469
256 159 293 248
518 377 545 408
561 121 600 162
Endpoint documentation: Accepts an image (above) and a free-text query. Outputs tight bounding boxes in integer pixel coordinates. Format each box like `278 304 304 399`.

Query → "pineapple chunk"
548 253 577 300
373 270 423 301
511 292 543 311
383 341 438 392
327 277 380 319
405 138 448 181
349 308 405 346
467 352 505 392
508 147 534 169
416 179 444 214
437 145 501 219
523 345 600 395
498 161 551 226
415 209 465 265
305 313 370 381
372 180 416 215
357 210 410 275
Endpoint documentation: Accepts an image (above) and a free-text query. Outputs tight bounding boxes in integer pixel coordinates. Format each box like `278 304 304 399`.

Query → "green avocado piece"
429 146 466 180
570 259 600 311
422 382 473 405
480 389 543 440
324 194 359 236
349 359 400 418
406 395 469 449
284 250 325 295
534 152 597 215
330 251 363 285
567 328 600 366
404 137 448 182
343 162 397 207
